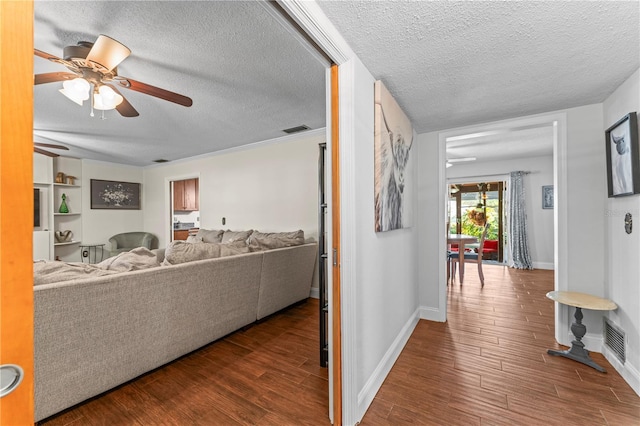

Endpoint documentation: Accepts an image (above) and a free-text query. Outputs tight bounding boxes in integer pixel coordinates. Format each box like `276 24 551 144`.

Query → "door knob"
0 364 24 397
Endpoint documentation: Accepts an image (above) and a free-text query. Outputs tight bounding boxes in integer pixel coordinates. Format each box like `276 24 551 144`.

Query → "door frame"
439 112 569 340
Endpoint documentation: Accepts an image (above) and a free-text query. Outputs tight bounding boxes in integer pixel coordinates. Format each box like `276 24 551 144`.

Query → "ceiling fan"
34 34 193 118
34 142 69 157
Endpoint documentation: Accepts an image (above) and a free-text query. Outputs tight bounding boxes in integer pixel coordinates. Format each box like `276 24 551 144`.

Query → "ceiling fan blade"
34 48 62 61
34 142 69 150
34 72 77 85
34 147 59 157
105 84 139 117
86 35 131 71
117 77 193 107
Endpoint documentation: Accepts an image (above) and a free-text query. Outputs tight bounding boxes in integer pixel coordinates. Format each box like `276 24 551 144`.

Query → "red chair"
482 240 499 260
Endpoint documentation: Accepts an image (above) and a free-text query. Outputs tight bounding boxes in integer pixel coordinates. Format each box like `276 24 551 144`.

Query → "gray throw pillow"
196 229 224 243
248 230 305 251
221 229 253 244
163 241 222 264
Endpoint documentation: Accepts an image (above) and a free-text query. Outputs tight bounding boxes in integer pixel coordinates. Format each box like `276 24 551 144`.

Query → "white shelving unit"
53 158 82 261
33 154 83 261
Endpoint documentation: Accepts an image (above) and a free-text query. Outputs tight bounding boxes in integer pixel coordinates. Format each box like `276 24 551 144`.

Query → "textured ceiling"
35 1 640 166
318 0 640 161
33 1 327 166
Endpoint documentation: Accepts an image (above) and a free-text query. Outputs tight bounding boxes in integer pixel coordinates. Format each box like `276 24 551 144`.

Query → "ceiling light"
93 85 123 110
85 35 131 71
59 78 90 105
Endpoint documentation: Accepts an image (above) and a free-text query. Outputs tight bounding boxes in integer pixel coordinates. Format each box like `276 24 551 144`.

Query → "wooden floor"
41 265 640 425
362 265 640 425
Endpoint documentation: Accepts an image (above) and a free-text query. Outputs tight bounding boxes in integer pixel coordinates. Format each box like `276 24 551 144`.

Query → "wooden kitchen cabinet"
174 230 189 240
173 178 199 211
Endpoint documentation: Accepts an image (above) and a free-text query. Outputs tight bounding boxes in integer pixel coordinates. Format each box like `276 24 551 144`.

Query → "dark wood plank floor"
362 265 640 425
41 265 640 425
40 301 329 425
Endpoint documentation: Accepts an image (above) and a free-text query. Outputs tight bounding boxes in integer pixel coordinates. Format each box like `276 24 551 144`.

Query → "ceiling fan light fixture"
59 77 90 105
93 85 123 110
86 34 131 71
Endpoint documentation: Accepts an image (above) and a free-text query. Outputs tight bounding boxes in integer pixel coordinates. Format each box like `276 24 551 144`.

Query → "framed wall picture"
605 112 639 197
542 185 554 209
90 179 141 209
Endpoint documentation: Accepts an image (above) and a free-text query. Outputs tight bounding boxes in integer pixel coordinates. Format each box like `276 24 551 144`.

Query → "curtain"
507 171 533 269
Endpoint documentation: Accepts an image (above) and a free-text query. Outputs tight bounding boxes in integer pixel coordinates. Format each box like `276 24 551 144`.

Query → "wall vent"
282 125 310 134
604 318 625 364
153 159 170 163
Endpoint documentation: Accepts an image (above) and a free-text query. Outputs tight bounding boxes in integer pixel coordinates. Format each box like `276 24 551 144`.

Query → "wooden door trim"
0 1 35 423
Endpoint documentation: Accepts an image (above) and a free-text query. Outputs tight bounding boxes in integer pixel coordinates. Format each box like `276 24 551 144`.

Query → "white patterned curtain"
507 171 533 269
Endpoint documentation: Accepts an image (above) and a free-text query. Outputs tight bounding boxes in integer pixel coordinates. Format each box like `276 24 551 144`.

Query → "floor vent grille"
604 318 625 364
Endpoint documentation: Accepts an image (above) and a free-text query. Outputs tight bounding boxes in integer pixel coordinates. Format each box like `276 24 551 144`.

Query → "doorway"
448 181 505 262
170 177 200 242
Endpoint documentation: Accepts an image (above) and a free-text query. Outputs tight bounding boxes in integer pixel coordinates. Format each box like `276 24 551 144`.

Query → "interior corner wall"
81 160 144 254
602 67 640 394
447 154 555 269
342 57 420 423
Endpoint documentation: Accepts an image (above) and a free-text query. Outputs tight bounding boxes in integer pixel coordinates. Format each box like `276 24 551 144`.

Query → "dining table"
447 234 478 284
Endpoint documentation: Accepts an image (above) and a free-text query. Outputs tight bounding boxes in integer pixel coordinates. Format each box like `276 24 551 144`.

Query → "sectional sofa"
33 230 317 422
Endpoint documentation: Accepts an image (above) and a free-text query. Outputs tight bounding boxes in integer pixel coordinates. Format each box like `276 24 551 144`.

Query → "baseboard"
419 305 445 322
532 261 554 270
356 308 420 416
603 346 640 396
309 287 319 299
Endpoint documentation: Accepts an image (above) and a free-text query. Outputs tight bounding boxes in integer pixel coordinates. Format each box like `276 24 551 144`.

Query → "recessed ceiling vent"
153 159 170 163
604 318 626 364
282 125 311 134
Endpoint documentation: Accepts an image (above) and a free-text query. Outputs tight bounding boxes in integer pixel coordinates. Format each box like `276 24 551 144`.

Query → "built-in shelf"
54 240 80 246
53 183 80 187
54 212 81 216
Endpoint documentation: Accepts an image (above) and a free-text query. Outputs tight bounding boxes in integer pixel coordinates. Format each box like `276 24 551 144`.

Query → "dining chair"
450 224 489 287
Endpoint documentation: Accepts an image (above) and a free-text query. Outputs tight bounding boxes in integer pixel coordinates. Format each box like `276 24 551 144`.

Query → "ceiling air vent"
153 159 170 163
282 125 310 134
604 318 625 364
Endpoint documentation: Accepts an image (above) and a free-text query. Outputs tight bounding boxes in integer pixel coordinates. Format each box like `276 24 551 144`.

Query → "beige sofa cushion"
248 230 305 251
33 261 117 286
163 241 222 264
222 229 253 244
163 240 250 264
196 229 224 243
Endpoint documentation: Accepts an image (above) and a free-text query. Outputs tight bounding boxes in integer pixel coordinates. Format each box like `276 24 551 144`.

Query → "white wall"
602 68 640 394
447 155 554 269
142 131 322 252
416 131 441 318
340 58 420 424
81 160 145 254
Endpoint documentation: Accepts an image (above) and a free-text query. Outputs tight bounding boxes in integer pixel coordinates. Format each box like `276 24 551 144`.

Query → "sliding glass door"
448 181 504 262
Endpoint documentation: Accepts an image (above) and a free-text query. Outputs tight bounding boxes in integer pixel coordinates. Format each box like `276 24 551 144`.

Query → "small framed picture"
605 112 639 197
91 179 141 209
542 185 554 209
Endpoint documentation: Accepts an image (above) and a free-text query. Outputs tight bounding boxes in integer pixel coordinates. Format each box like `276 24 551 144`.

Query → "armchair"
109 232 156 257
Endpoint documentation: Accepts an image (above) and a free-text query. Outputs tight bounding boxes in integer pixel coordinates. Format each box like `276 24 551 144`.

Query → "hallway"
362 265 640 425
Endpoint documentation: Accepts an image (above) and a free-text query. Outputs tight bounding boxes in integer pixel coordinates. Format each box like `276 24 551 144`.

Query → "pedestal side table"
546 291 617 373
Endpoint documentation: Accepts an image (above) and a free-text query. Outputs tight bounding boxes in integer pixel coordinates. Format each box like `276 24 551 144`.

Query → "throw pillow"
163 241 222 264
221 229 253 244
97 247 161 272
196 229 224 243
248 230 305 251
186 235 203 244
